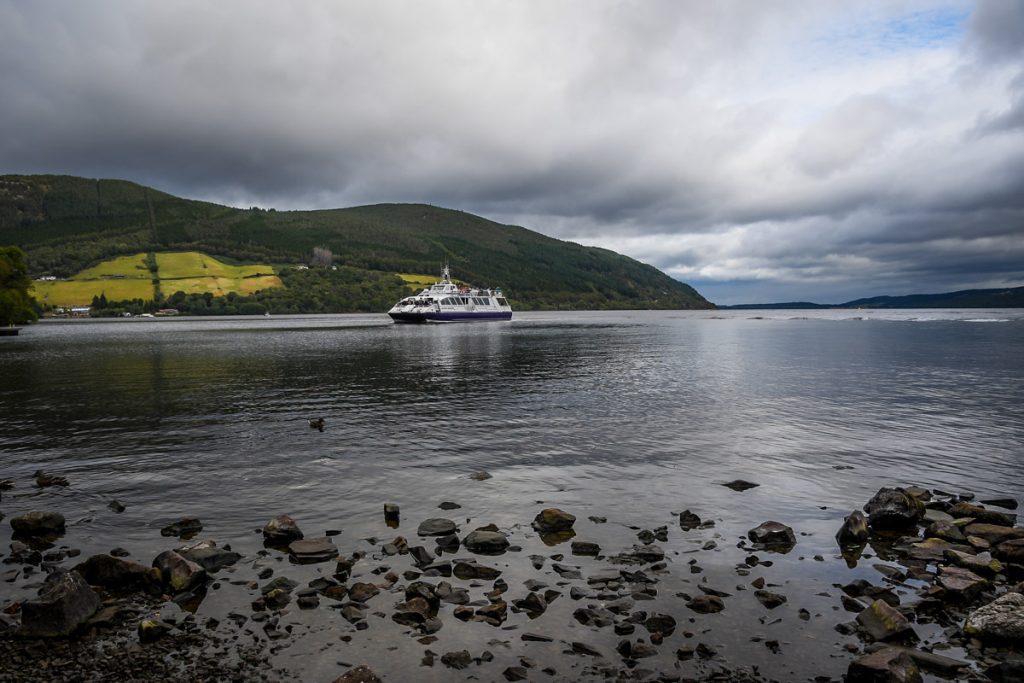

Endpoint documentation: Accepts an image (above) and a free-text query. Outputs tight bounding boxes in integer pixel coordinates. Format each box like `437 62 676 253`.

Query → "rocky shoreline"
2 474 1023 682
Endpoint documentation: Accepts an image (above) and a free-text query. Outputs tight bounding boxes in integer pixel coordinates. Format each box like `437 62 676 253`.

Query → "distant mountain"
720 286 1024 309
0 174 714 311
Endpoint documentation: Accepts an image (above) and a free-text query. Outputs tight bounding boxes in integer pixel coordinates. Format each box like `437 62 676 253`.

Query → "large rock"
847 648 922 683
453 560 502 580
747 521 796 551
994 538 1024 563
532 508 576 532
10 511 65 537
159 517 203 537
964 592 1024 642
837 510 869 545
936 565 988 601
462 529 510 554
152 550 207 593
333 665 382 683
857 599 915 641
176 540 241 572
864 488 922 529
262 515 304 543
417 518 457 536
74 554 160 593
963 524 1024 545
949 502 1016 527
18 571 101 637
288 537 339 564
924 520 966 543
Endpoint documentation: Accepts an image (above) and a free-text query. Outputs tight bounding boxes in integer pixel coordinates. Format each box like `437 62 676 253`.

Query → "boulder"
287 537 338 564
417 518 457 536
944 549 1002 577
747 521 796 551
262 515 303 543
936 565 988 601
644 613 676 635
18 571 101 637
159 517 203 537
348 582 380 603
964 592 1024 642
857 599 915 641
846 648 922 683
10 511 65 537
754 590 787 609
687 595 724 613
678 510 702 531
152 550 207 593
532 508 576 532
74 554 160 593
864 488 922 529
571 541 601 556
949 502 1016 527
333 665 382 683
138 618 174 643
176 540 241 572
994 538 1024 563
837 510 869 545
924 520 966 543
453 560 502 580
722 480 759 491
462 529 510 554
963 524 1024 545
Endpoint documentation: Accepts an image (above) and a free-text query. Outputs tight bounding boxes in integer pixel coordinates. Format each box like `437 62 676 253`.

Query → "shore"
2 474 1023 682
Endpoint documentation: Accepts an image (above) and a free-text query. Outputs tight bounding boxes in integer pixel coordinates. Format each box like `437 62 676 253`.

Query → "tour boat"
388 265 512 323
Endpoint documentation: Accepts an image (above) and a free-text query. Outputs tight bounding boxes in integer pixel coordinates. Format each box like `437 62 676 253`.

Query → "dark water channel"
1 310 1022 681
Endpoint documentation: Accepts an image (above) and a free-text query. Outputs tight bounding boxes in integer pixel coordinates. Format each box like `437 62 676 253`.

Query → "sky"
1 1 1022 304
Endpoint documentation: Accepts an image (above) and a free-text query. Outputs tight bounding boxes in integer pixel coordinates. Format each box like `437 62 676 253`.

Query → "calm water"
2 310 1023 680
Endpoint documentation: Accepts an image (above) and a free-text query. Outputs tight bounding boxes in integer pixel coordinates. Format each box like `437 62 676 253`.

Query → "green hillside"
0 174 714 311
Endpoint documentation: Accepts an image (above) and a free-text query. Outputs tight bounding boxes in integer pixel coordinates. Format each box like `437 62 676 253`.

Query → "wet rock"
521 632 554 642
261 576 299 594
900 538 962 563
288 537 339 564
980 497 1018 510
417 518 457 536
107 499 126 513
994 538 1024 563
863 645 968 677
73 553 160 593
617 639 658 659
857 599 915 642
754 590 787 609
503 666 528 681
677 646 695 660
964 592 1024 642
847 648 922 683
392 596 433 626
678 510 702 531
571 541 601 556
950 502 1016 527
864 488 923 529
936 565 988 601
438 501 461 510
152 550 207 593
644 613 676 635
160 517 203 537
10 511 65 537
262 515 304 543
747 521 796 551
986 661 1024 683
512 591 547 616
409 545 435 566
435 533 460 552
442 650 473 669
722 479 759 491
837 510 870 545
176 539 241 572
463 529 510 554
924 520 966 543
474 600 507 625
571 641 602 657
574 606 616 627
588 515 607 524
137 618 174 643
944 549 1002 577
611 544 665 564
453 560 502 580
263 588 290 609
383 503 400 523
532 508 576 532
687 595 725 613
468 471 492 480
348 582 380 603
333 665 383 683
34 470 69 487
963 523 1024 545
18 570 101 637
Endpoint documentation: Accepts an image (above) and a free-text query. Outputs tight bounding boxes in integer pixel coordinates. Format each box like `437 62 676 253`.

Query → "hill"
719 286 1024 309
0 174 714 311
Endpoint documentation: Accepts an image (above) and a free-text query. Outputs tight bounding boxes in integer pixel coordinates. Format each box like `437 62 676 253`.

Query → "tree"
0 246 38 325
311 246 333 267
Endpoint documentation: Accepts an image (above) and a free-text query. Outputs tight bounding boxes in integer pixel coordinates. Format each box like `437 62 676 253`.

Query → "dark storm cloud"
0 0 1021 303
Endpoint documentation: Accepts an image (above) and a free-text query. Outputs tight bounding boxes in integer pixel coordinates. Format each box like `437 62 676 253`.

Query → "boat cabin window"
496 298 508 306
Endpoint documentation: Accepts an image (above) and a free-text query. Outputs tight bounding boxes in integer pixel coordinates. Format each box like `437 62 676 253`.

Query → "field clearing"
33 279 154 306
398 272 464 289
156 252 274 280
75 253 151 279
162 275 283 296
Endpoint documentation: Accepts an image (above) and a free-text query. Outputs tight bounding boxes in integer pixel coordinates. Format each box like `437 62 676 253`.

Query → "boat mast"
441 262 451 284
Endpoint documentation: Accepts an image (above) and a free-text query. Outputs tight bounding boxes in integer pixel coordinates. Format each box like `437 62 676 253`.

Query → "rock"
574 606 616 627
747 521 796 551
963 523 1024 545
468 471 492 481
994 538 1024 563
108 499 126 513
837 510 869 545
950 502 1016 527
856 599 915 641
74 554 160 593
617 639 658 659
864 488 922 529
383 503 400 523
10 511 66 537
944 549 1002 577
722 480 759 491
513 591 547 615
754 590 787 609
438 501 461 510
333 665 383 683
453 560 502 580
137 618 173 643
441 650 473 669
644 613 676 635
33 470 69 487
986 661 1024 683
262 515 303 543
571 541 601 555
610 544 665 564
288 537 339 564
18 570 101 637
980 497 1018 510
532 508 576 532
924 520 966 543
417 518 457 536
571 641 602 657
936 565 988 601
159 517 203 537
503 666 529 681
900 538 962 563
863 645 968 677
964 592 1024 642
687 595 724 613
392 596 432 626
261 576 299 594
678 510 702 530
152 550 207 593
847 648 922 683
176 540 241 572
922 508 954 524
463 529 510 554
435 533 460 551
348 582 380 603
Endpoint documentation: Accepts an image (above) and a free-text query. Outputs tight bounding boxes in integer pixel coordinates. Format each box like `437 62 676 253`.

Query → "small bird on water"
309 418 325 432
34 470 69 487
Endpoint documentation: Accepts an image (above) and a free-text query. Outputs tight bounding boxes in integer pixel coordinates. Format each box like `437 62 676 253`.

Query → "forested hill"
0 174 713 310
720 286 1024 309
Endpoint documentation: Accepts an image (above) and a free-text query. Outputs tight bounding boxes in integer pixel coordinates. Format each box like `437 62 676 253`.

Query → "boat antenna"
441 261 451 283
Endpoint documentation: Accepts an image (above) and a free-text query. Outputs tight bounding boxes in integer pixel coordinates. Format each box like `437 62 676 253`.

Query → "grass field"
32 251 282 306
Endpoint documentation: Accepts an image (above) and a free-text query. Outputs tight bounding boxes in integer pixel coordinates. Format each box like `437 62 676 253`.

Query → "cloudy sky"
2 1 1023 303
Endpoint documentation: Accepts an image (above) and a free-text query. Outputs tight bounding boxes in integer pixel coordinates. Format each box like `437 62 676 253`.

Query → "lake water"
2 310 1023 681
